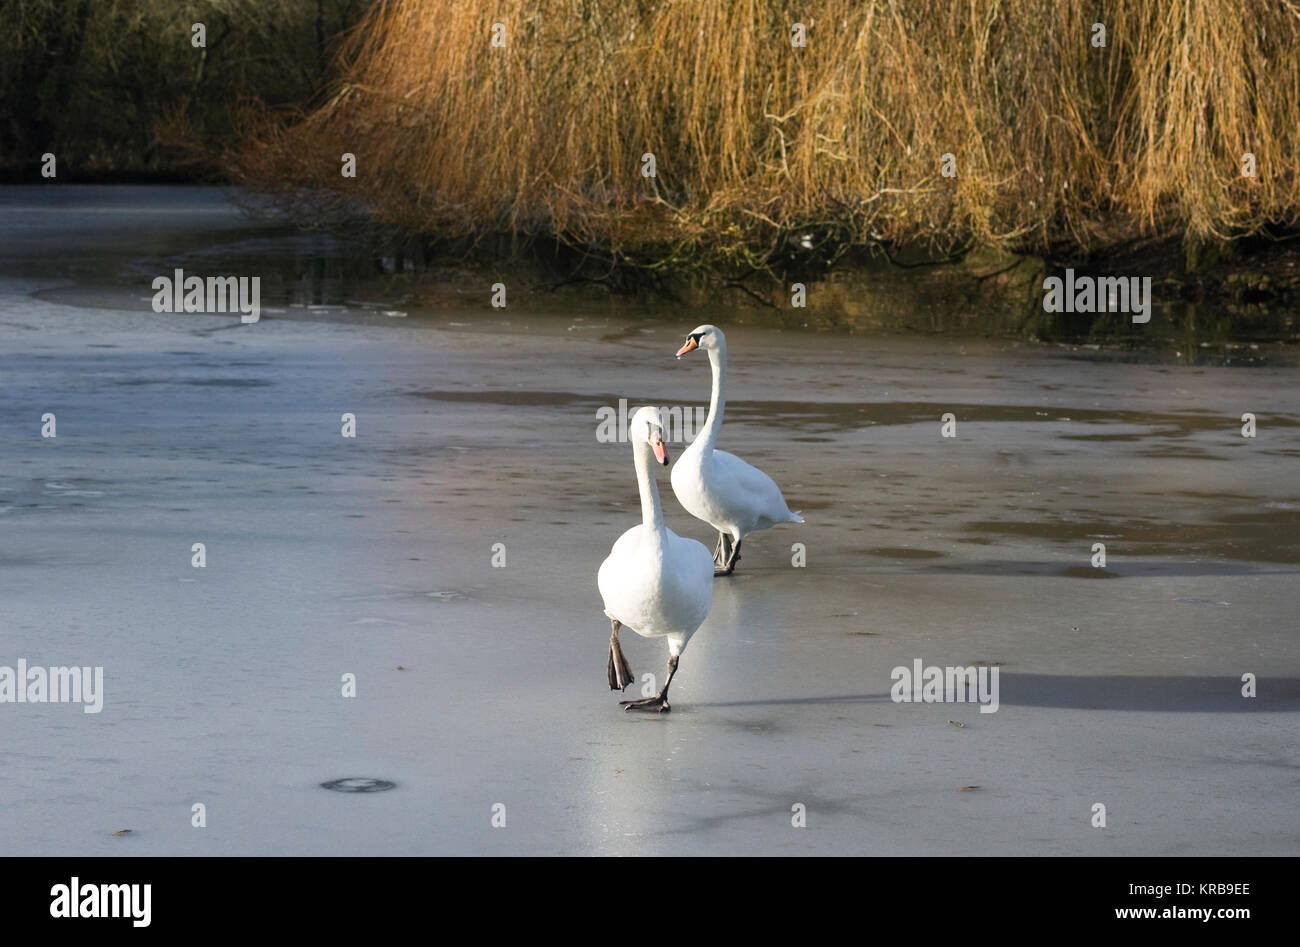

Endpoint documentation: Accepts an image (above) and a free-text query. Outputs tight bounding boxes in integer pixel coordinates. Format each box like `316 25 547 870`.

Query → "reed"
231 0 1300 267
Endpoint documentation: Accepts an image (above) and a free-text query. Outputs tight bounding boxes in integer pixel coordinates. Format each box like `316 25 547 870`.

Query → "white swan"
598 406 714 713
671 325 803 575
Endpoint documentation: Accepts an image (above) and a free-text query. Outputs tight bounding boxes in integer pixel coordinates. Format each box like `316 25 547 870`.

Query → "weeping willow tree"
231 1 1296 266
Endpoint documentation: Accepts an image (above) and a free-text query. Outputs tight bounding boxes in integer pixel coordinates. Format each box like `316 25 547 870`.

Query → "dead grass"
230 0 1300 268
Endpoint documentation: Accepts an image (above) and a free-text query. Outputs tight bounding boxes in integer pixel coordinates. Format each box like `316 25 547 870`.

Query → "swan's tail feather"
789 510 804 524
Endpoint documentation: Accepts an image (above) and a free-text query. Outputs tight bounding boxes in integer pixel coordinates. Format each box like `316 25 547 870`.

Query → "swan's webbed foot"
712 531 728 565
607 646 634 691
607 620 635 691
619 694 670 713
618 654 678 713
714 538 742 576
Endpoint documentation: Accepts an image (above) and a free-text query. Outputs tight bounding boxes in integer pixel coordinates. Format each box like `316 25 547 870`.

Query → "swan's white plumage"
670 324 803 543
598 407 713 657
672 446 803 540
597 524 713 656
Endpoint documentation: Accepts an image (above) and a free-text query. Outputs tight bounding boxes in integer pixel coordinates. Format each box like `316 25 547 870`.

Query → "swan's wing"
711 449 781 494
663 530 714 629
709 449 798 522
666 531 715 582
598 524 646 612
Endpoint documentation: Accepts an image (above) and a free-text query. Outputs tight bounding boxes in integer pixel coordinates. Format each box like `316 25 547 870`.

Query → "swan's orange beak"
675 336 698 358
651 439 669 465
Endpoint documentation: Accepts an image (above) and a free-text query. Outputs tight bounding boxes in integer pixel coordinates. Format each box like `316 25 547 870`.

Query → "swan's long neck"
633 441 665 534
698 344 727 451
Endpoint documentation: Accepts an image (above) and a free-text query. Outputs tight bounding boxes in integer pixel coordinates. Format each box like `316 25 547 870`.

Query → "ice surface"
1 187 1297 855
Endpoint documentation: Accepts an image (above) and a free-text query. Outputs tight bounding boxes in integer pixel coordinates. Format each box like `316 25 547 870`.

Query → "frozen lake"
2 186 1298 855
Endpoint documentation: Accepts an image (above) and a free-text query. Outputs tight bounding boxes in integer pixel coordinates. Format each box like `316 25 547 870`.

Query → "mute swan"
671 325 803 575
598 406 714 713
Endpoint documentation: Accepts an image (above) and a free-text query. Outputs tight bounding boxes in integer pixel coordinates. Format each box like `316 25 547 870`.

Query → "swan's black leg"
620 654 678 713
715 537 742 576
607 620 635 691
